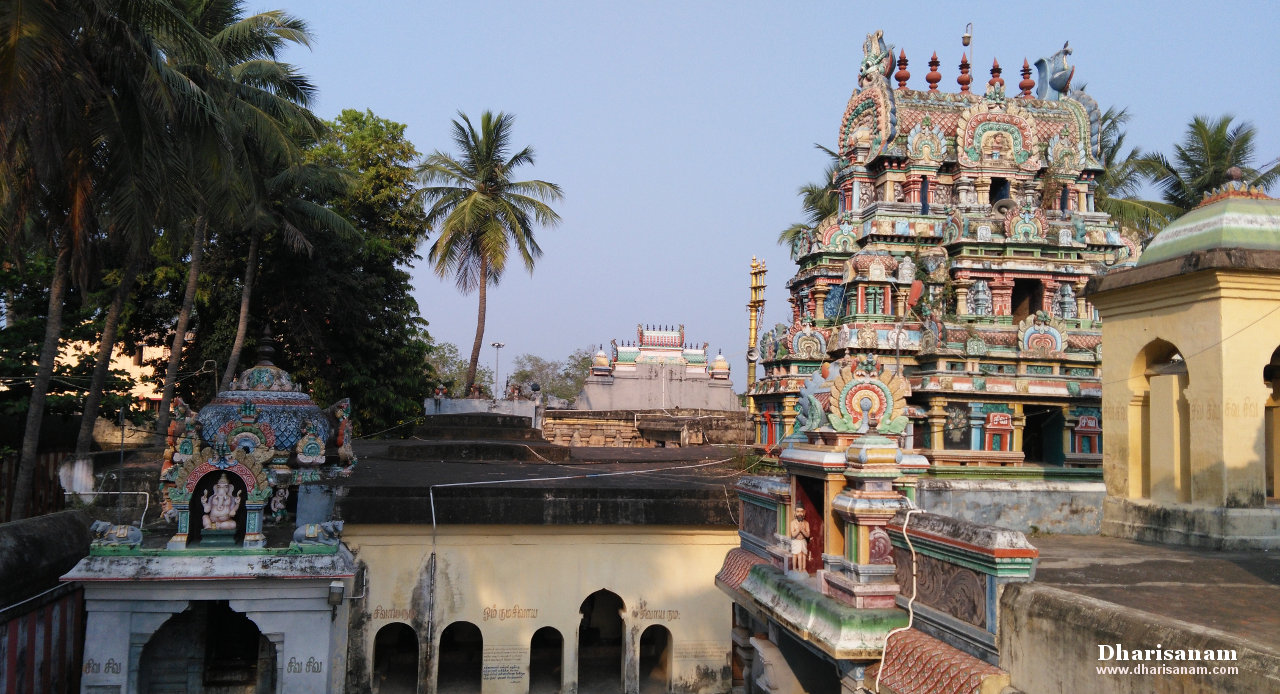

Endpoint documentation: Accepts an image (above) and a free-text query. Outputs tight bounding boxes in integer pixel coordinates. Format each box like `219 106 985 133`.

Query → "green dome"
1138 187 1280 267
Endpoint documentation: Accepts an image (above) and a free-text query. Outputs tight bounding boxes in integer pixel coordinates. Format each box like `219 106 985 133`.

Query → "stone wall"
1000 583 1280 693
916 478 1105 535
543 409 752 447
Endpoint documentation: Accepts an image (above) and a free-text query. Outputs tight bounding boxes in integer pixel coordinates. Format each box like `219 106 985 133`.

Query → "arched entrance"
139 601 275 693
373 622 418 694
577 590 624 693
1263 346 1280 500
437 621 482 693
528 626 563 694
1130 340 1190 502
639 625 672 694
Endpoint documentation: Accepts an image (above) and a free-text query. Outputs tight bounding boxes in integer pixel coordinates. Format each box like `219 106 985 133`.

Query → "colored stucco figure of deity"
201 474 242 530
790 507 811 572
269 487 289 524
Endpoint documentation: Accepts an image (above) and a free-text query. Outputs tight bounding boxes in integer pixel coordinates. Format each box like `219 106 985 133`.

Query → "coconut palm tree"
1140 114 1279 214
218 155 357 391
419 111 563 393
777 145 841 252
1 0 217 519
1091 107 1178 244
149 1 336 397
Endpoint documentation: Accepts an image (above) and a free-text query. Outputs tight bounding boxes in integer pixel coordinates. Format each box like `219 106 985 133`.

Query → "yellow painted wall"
346 524 739 694
1096 270 1280 507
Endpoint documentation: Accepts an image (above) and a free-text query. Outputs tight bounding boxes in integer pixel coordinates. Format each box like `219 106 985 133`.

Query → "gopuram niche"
749 30 1138 469
159 330 357 549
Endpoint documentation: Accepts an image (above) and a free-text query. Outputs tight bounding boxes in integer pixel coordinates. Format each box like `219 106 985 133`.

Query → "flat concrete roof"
336 442 750 526
1031 534 1280 650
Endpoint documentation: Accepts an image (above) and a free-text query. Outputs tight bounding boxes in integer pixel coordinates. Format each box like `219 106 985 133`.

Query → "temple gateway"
748 31 1136 472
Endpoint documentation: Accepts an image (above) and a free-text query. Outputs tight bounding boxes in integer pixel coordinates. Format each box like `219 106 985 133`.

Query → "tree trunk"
221 229 260 390
72 256 139 460
155 218 206 437
11 247 70 521
465 256 487 395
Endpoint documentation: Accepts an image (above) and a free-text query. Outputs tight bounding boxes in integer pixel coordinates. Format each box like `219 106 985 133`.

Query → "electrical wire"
874 505 920 693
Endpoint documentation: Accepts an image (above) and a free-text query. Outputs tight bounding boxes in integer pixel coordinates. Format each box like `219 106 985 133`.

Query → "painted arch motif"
956 101 1040 172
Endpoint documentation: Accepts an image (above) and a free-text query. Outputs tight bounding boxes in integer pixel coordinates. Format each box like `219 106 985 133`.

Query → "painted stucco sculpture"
160 330 358 549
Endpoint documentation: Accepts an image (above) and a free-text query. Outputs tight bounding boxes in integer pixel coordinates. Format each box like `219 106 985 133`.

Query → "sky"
278 1 1280 388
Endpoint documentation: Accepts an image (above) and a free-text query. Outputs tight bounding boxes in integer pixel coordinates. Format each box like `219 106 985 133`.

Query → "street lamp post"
491 342 505 396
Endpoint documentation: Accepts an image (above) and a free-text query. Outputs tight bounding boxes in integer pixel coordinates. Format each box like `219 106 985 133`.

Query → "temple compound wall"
345 525 738 694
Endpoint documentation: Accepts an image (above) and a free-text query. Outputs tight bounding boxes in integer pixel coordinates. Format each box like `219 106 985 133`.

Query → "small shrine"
158 332 357 550
1090 170 1280 549
63 330 357 694
749 32 1136 471
718 351 1035 691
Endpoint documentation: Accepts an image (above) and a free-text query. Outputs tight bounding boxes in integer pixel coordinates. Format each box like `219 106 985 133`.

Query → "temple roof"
1138 179 1280 267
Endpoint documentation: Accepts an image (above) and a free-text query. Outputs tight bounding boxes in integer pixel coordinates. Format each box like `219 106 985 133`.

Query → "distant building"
576 324 739 411
749 31 1135 473
546 324 748 448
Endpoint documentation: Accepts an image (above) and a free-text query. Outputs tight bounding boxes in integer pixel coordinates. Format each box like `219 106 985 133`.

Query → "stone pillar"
902 176 922 204
1042 280 1060 315
813 284 830 322
990 278 1014 316
927 401 947 451
975 177 992 206
1011 403 1026 459
954 282 971 316
1148 373 1186 503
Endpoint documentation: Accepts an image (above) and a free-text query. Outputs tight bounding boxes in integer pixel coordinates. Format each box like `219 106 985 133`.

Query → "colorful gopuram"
750 32 1137 470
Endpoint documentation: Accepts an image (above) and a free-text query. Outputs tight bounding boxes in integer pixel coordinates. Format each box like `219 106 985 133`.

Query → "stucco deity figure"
897 255 916 283
789 507 812 572
201 474 242 530
268 486 289 524
968 280 993 316
1071 213 1089 244
1057 283 1078 319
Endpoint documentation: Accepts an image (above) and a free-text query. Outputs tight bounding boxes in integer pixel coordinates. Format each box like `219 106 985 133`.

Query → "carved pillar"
1042 280 1061 314
975 177 992 206
927 400 947 451
1075 282 1088 321
989 278 1014 316
1011 403 1026 461
813 284 830 322
789 296 800 324
902 176 922 204
895 289 907 316
954 281 971 316
857 285 866 315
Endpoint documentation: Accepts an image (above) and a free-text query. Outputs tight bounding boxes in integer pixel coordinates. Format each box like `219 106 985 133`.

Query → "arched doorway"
437 621 482 693
139 601 275 693
639 625 672 694
1263 346 1280 500
528 626 563 694
1130 340 1190 502
373 622 418 694
577 590 624 694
